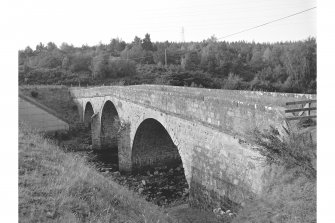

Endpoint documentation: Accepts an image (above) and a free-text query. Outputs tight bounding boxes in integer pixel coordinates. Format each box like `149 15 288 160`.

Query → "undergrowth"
233 124 316 223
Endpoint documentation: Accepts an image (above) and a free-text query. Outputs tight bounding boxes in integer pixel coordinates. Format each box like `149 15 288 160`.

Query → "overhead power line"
217 6 316 40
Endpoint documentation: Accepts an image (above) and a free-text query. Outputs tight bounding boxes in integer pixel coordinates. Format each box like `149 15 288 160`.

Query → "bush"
108 58 136 78
92 55 136 79
252 125 316 179
70 54 92 73
222 73 243 90
233 125 316 223
30 91 38 98
166 71 219 88
38 55 62 68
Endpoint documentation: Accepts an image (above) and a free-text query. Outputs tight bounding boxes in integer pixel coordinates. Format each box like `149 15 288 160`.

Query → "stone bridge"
70 85 315 210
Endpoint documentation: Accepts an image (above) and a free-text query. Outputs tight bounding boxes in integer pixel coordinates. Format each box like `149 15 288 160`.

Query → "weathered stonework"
70 85 316 211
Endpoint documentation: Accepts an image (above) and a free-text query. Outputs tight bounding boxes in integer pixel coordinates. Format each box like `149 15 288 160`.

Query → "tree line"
18 34 316 93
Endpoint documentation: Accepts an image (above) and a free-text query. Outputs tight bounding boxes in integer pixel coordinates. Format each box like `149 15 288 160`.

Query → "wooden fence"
285 99 317 121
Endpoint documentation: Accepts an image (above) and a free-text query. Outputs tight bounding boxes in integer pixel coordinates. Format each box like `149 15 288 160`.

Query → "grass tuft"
233 125 316 223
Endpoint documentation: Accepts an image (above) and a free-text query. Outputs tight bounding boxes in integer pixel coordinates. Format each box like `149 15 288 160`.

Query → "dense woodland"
19 34 316 93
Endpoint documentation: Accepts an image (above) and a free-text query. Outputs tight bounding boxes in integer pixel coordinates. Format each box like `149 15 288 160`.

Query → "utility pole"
165 49 167 67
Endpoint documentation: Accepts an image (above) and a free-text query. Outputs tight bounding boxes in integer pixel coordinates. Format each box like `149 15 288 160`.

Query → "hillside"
19 37 316 94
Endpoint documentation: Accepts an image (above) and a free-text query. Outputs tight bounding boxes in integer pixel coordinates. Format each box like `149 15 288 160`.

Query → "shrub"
30 91 38 98
222 73 243 90
38 55 62 68
108 58 136 78
70 54 92 73
166 71 219 88
233 125 316 223
252 125 316 179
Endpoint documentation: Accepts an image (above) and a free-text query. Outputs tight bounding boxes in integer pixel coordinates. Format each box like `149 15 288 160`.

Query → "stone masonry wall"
70 85 316 142
70 85 316 211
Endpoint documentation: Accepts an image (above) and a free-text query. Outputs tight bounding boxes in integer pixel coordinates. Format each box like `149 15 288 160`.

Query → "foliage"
222 73 244 90
252 125 316 179
30 91 38 98
181 51 200 70
92 54 136 78
69 53 92 73
142 33 154 51
38 54 62 68
233 125 316 222
19 36 316 93
107 38 126 56
233 165 316 223
108 58 137 78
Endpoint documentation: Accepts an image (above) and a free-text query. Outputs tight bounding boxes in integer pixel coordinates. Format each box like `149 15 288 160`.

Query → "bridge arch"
83 101 94 128
100 100 120 149
131 118 186 174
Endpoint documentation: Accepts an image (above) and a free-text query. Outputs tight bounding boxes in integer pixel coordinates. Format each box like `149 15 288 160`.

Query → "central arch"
131 118 189 206
132 118 183 171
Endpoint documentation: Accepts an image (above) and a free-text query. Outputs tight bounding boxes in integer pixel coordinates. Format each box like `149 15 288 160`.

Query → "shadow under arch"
83 101 94 129
100 100 120 150
131 118 189 205
131 118 186 173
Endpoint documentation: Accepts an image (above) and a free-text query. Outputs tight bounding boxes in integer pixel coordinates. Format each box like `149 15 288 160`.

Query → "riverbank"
19 123 174 222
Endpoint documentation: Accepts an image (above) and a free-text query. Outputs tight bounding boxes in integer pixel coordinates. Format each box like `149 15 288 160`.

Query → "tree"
35 42 46 53
132 36 142 46
223 73 243 90
200 43 218 73
24 46 34 57
142 33 154 51
62 56 70 70
47 42 57 51
69 53 92 73
108 38 126 56
60 42 74 53
262 47 271 62
181 51 200 70
92 53 109 78
38 55 62 68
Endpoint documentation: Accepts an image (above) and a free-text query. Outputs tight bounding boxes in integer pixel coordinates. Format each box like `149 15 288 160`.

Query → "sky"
1 0 316 49
1 0 316 50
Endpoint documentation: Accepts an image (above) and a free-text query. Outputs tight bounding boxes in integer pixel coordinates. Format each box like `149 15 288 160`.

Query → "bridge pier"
117 122 132 172
91 112 101 149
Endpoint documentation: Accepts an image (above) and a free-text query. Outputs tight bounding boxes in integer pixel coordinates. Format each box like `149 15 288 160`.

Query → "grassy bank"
232 126 317 223
19 85 79 125
19 123 173 223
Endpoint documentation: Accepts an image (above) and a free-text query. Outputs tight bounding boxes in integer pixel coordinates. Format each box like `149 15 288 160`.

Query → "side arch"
100 100 120 149
83 101 94 128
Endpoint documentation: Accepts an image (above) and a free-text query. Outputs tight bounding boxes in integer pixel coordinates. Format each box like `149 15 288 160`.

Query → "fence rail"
285 99 316 121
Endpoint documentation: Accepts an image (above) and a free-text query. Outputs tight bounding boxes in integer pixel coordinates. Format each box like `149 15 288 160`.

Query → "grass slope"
19 124 173 223
20 85 79 125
